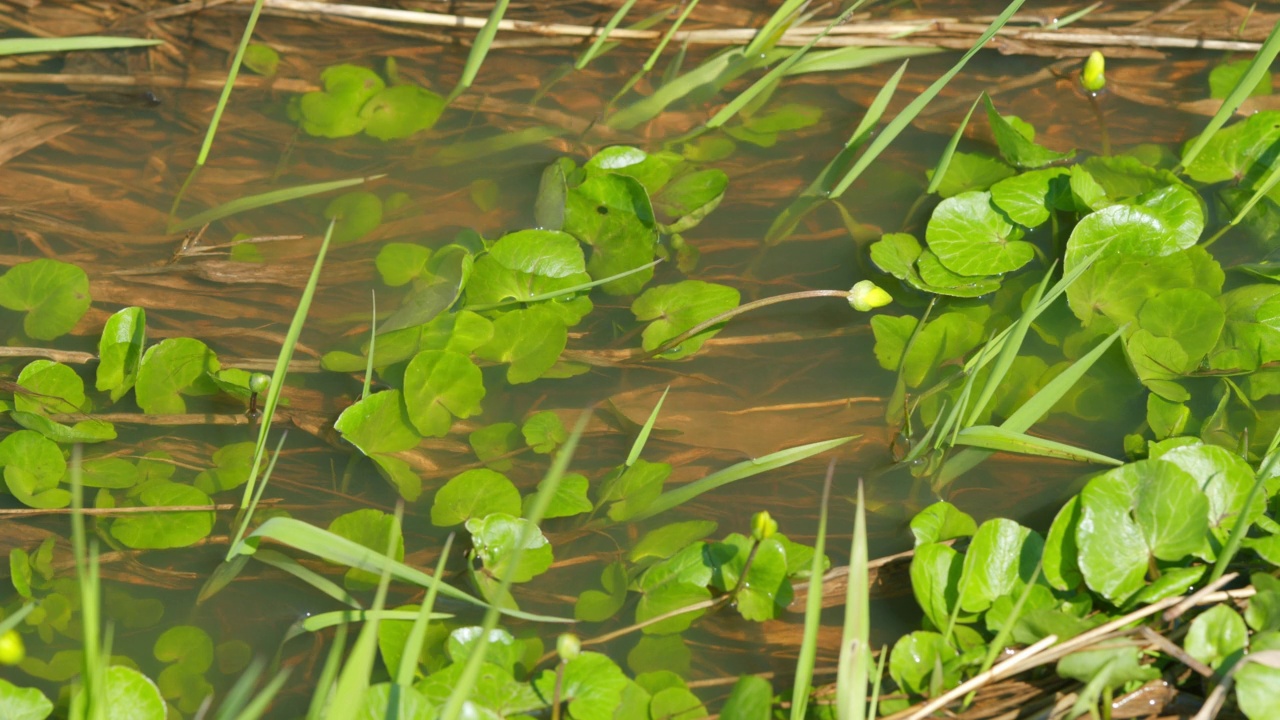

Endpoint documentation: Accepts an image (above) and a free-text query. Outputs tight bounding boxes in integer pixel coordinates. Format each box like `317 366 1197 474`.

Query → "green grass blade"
0 604 34 635
791 460 835 720
576 0 639 69
627 386 669 467
836 480 871 720
69 445 106 720
608 48 743 130
301 609 452 634
1044 1 1102 29
953 426 1123 465
937 325 1125 487
1180 18 1280 171
610 1 702 105
441 413 590 720
172 176 377 232
305 623 347 720
397 533 455 687
224 664 292 720
449 0 510 102
706 5 864 130
926 95 981 195
745 0 808 57
784 46 942 76
325 505 402 719
0 37 162 55
431 126 567 166
630 436 855 522
965 268 1054 427
830 0 1027 198
363 292 376 400
253 548 361 609
1229 158 1280 227
235 221 337 517
231 517 571 623
465 259 662 312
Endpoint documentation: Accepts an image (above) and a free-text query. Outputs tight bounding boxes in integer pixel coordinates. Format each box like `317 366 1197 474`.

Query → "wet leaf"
445 627 522 671
402 349 485 437
1066 247 1223 332
575 561 628 622
335 390 420 455
0 431 66 509
910 542 964 630
1210 59 1272 99
81 457 139 490
1185 605 1247 669
1063 184 1204 274
242 43 278 76
375 242 431 287
630 520 718 564
0 259 91 340
154 625 213 673
465 512 553 583
96 307 145 402
522 411 566 454
466 230 593 325
586 146 676 195
15 360 86 416
889 631 957 695
430 468 520 527
360 85 444 140
329 509 405 590
533 652 629 720
299 64 384 138
378 246 471 334
989 167 1070 228
135 338 220 414
469 422 519 471
719 675 772 720
631 280 740 359
1182 110 1280 184
0 677 52 720
909 501 977 546
103 665 166 720
599 459 671 522
958 519 1030 614
871 234 1000 298
983 94 1076 168
1209 284 1280 372
654 169 728 233
1237 632 1280 720
1042 496 1083 591
109 482 215 549
1157 443 1258 542
324 191 382 245
193 442 254 494
710 534 791 621
563 172 657 295
477 306 567 384
926 151 1016 198
871 309 988 388
1056 646 1158 690
925 191 1033 276
526 472 592 519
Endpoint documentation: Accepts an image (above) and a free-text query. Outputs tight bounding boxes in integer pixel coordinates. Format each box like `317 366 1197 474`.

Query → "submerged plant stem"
1087 91 1111 156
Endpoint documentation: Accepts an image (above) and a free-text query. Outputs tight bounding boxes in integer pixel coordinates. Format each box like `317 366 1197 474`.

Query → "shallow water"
0 0 1272 712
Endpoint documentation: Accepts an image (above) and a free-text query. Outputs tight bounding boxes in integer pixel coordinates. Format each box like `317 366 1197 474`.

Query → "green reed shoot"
172 176 378 232
234 220 335 520
449 0 510 103
0 36 161 55
926 95 981 195
363 292 376 401
168 0 266 228
829 0 1027 198
441 412 589 720
305 624 348 720
213 658 290 720
627 386 669 467
1179 18 1280 172
745 0 807 58
397 533 456 687
69 445 106 720
836 480 871 720
610 0 701 104
576 0 638 69
791 460 836 720
966 268 1054 427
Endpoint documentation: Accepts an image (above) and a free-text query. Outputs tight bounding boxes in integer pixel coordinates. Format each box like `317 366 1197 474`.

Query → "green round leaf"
889 631 957 695
324 191 382 245
1185 605 1247 670
15 360 86 416
96 307 145 402
0 259 91 340
109 482 215 549
464 512 553 583
329 508 405 590
103 665 166 720
0 677 52 720
403 349 485 437
135 338 220 414
631 280 740 360
476 307 567 384
989 167 1070 228
154 626 214 674
360 85 444 140
521 411 566 454
1064 184 1204 274
375 243 431 286
298 64 384 138
334 389 421 455
924 191 1033 276
563 172 658 295
242 43 279 76
430 468 520 527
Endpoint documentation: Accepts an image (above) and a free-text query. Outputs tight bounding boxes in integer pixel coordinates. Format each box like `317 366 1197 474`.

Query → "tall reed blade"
745 0 808 57
830 0 1027 198
576 0 639 69
791 460 836 720
836 480 871 720
926 95 981 195
449 0 511 102
0 37 162 55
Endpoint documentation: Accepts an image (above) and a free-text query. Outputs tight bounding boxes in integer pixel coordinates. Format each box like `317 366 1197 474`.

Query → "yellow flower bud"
556 633 581 662
0 629 25 666
751 511 778 542
848 280 893 312
1081 51 1106 93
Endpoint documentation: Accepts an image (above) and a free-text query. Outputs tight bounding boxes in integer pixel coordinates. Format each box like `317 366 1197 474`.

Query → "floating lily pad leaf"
0 430 66 508
5 467 69 509
631 280 740 360
910 501 977 546
926 151 1016 198
477 306 568 384
191 442 254 495
110 482 215 549
360 84 444 140
586 146 677 195
154 625 214 675
1064 184 1205 275
1069 165 1109 212
431 468 521 527
1182 110 1280 184
654 169 728 233
983 94 1076 168
889 631 958 695
535 159 570 231
871 309 988 388
299 64 384 138
1147 393 1190 440
135 338 220 414
989 167 1070 228
326 308 494 372
0 259 91 340
1211 59 1273 99
103 665 166 720
710 534 791 621
378 247 471 334
488 229 586 278
324 191 382 245
1127 288 1225 389
15 360 86 416
10 412 114 444
727 103 823 147
1133 462 1210 560
599 459 671 522
576 561 628 622
522 411 566 454
358 683 435 720
925 191 1033 276
97 307 145 402
242 43 278 76
1159 443 1259 542
910 542 965 630
563 172 658 295
526 472 592 519
418 660 541 715
81 457 139 490
1042 496 1083 591
375 243 431 287
533 652 629 720
465 512 553 583
0 677 53 720
1186 605 1247 670
958 519 1030 614
1081 156 1182 201
329 509 404 590
469 422 519 472
916 251 1002 297
648 685 707 720
1209 284 1280 372
720 676 772 720
445 627 522 671
635 544 713 635
334 389 421 455
466 230 593 325
402 349 485 437
1237 632 1280 720
870 232 923 282
1067 247 1224 331
370 455 421 502
630 520 718 564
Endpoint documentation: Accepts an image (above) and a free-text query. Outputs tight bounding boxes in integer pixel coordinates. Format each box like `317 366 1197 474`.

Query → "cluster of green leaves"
890 435 1280 718
292 63 445 140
